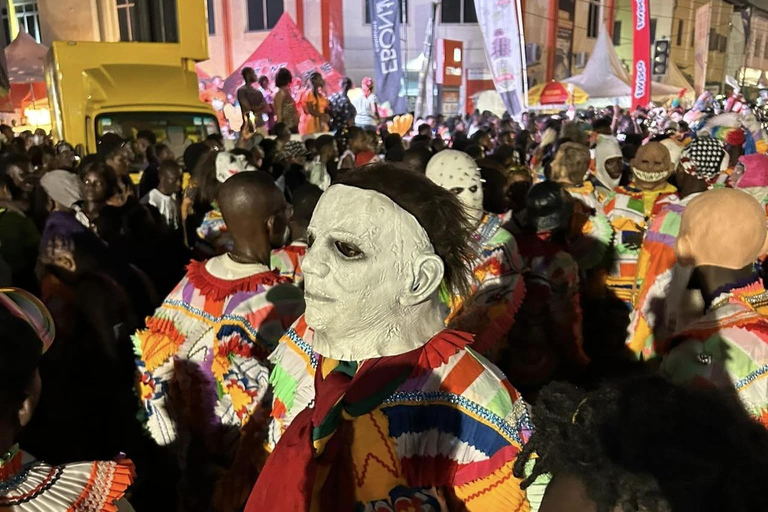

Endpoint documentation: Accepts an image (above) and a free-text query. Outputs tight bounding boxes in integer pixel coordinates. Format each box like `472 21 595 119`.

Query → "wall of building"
200 0 299 79
36 0 104 44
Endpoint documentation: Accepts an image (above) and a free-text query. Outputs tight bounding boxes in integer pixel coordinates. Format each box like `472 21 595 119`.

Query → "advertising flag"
632 0 651 109
476 0 527 115
369 0 407 114
694 3 712 95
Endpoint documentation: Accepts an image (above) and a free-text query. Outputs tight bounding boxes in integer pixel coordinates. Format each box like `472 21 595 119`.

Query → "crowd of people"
2 78 768 512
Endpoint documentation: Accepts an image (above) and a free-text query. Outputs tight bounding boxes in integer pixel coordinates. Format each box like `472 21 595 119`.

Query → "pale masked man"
425 150 526 356
250 164 539 512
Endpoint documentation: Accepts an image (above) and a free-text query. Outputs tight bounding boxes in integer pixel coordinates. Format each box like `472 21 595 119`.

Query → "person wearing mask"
252 164 542 512
352 77 379 130
589 134 623 196
328 77 356 132
0 288 136 511
426 150 526 358
274 68 300 133
237 67 268 134
134 171 304 511
299 72 330 135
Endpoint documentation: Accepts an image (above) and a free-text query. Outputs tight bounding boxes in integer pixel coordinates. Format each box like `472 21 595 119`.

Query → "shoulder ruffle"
0 459 135 512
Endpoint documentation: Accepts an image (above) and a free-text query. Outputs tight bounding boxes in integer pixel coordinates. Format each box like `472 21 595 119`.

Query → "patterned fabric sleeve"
266 317 318 451
447 228 526 356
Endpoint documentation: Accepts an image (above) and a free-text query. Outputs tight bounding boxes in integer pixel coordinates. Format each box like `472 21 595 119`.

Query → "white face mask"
215 152 256 183
303 185 446 361
425 150 484 225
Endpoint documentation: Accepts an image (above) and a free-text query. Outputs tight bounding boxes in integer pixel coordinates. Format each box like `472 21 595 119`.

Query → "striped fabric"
443 214 526 357
267 316 538 511
133 258 304 450
660 281 768 426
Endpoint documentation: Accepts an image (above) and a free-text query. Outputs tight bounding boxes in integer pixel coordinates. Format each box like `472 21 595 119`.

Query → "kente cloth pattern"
601 192 648 305
564 182 614 271
270 242 308 286
659 281 768 426
0 447 134 512
263 317 535 512
626 196 690 358
133 259 304 449
442 214 526 356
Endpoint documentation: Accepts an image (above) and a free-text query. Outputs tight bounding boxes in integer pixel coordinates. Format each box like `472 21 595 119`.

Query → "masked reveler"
504 181 589 389
588 134 624 196
549 141 613 274
597 141 677 306
425 150 526 356
252 164 539 512
627 137 728 357
133 172 304 508
658 189 768 425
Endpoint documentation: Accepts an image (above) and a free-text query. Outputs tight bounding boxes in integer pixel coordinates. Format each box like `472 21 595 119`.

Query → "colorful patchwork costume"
443 213 526 356
0 446 135 512
257 316 537 512
601 191 650 305
626 195 695 358
659 280 768 426
270 241 308 286
563 182 614 273
133 255 304 453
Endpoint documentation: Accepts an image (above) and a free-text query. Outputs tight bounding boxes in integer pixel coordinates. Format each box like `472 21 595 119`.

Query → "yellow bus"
44 0 219 158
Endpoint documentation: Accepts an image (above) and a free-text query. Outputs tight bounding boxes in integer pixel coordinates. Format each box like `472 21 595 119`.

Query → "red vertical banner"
632 0 651 109
321 0 346 74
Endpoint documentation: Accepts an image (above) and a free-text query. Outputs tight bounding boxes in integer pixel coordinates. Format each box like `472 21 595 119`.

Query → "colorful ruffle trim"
0 458 135 512
186 259 290 302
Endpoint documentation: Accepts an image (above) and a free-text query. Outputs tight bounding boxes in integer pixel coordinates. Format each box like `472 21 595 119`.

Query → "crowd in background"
2 68 768 512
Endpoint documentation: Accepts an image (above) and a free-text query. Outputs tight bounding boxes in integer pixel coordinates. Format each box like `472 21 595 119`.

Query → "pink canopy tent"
222 14 343 97
1 30 47 113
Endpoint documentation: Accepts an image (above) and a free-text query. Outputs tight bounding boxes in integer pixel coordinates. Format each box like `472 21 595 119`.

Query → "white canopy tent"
563 26 684 105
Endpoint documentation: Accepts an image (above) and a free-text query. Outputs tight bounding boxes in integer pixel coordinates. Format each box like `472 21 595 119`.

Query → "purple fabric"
39 211 90 254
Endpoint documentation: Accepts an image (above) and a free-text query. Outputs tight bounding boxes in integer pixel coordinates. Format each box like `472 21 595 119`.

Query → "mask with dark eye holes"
425 149 484 225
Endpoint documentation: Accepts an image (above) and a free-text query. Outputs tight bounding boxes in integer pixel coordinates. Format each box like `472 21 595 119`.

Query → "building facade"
10 0 768 104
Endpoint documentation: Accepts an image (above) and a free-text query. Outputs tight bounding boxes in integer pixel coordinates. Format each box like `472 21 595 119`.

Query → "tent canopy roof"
221 14 343 96
5 30 48 84
563 25 684 103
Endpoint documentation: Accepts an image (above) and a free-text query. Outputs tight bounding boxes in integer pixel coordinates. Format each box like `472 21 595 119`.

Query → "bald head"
218 171 288 254
676 188 768 270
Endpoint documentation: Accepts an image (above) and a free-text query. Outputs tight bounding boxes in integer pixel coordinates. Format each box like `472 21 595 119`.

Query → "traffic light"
653 39 670 76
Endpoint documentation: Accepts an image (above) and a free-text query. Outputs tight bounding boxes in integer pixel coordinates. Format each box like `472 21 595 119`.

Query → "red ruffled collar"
186 259 291 302
415 329 474 374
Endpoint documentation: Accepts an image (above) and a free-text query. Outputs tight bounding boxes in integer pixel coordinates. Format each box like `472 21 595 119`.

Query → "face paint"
303 185 446 360
425 149 484 225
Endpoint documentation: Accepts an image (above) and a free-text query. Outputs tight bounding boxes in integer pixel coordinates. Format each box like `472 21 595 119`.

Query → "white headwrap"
594 135 623 191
